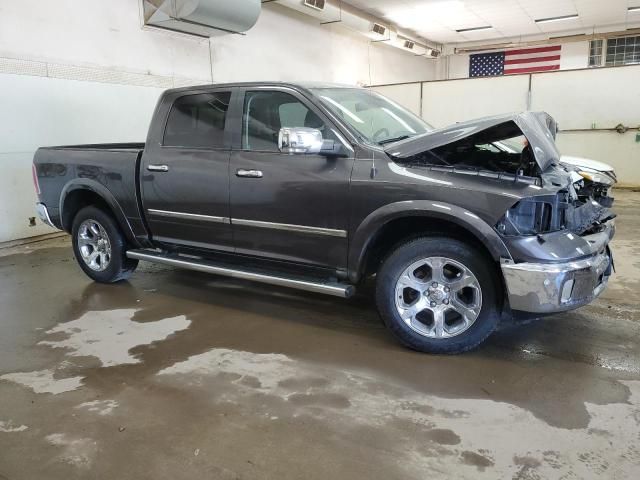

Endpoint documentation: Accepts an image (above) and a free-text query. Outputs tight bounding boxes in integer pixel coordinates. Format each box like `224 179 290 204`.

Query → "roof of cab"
163 81 361 96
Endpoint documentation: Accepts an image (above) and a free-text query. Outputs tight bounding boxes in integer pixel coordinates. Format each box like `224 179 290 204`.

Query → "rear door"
229 87 354 269
141 88 235 251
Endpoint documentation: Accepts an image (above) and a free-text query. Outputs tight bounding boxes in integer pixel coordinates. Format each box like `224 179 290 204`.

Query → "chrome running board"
126 249 355 298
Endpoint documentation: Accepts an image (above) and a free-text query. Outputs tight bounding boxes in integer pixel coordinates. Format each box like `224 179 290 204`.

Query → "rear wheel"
376 237 499 354
71 206 138 283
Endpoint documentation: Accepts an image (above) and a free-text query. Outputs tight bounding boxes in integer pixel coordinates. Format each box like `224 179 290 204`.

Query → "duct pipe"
274 0 438 57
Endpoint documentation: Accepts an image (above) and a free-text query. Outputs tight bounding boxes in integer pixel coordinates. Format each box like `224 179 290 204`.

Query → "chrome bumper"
35 202 55 228
501 249 612 314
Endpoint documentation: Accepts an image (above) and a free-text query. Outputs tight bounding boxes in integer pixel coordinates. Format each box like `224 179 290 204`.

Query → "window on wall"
605 36 640 66
588 39 604 67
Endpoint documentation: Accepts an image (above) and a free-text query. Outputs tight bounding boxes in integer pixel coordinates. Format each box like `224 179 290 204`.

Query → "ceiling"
342 0 640 45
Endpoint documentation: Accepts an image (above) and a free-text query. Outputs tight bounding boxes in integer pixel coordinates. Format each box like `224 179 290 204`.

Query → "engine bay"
385 112 616 238
392 121 540 178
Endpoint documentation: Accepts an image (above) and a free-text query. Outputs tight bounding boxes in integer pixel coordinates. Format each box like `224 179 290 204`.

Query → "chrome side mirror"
278 127 324 154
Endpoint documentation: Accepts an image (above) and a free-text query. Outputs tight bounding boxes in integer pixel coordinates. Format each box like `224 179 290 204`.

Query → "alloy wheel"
77 219 112 272
394 256 482 339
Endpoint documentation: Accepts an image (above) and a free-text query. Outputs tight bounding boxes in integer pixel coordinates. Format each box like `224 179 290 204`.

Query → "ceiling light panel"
457 28 505 41
518 0 578 21
341 0 637 45
465 0 537 37
455 26 492 32
535 14 579 23
535 17 582 34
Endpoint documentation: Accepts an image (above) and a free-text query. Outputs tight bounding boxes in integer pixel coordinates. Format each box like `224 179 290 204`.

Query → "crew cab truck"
33 82 615 354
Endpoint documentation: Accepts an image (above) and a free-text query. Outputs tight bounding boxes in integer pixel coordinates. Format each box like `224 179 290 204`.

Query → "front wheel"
376 237 500 354
71 206 138 283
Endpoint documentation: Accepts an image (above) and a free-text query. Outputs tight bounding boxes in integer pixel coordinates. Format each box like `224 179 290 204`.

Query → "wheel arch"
348 201 512 284
60 179 139 247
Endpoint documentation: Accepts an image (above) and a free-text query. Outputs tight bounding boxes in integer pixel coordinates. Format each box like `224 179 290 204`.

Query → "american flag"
469 45 561 77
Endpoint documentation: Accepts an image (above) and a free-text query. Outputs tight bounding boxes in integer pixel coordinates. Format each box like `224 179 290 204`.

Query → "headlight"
496 193 569 236
578 171 614 186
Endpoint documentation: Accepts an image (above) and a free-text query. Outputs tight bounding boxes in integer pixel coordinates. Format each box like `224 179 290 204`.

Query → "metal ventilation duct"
275 0 438 57
143 0 261 37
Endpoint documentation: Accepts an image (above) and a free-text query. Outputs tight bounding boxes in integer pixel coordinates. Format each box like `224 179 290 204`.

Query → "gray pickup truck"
33 82 615 354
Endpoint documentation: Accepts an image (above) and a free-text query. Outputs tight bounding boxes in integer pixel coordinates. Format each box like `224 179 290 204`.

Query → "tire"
71 206 138 283
375 237 500 354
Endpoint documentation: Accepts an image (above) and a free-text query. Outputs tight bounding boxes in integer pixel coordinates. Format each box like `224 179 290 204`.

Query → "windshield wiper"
378 135 411 145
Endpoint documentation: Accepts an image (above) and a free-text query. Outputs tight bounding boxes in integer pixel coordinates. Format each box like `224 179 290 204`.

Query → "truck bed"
34 143 146 238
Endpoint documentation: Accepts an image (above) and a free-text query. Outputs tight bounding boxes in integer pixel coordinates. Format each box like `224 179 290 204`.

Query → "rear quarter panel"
33 147 145 240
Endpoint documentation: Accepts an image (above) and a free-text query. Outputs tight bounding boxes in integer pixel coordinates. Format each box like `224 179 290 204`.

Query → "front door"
229 88 354 269
141 89 234 251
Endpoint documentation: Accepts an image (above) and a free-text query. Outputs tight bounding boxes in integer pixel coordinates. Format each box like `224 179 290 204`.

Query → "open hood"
384 111 561 172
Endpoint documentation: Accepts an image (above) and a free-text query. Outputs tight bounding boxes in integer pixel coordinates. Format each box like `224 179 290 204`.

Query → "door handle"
147 164 169 172
236 169 263 178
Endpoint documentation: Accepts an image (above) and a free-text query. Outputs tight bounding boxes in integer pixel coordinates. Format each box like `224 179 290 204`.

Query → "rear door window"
164 91 231 148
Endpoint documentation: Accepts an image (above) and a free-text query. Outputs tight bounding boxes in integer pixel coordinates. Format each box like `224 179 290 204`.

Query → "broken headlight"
578 170 615 187
496 193 570 236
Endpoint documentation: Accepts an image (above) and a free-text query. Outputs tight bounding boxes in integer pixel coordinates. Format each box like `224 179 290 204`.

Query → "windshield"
310 88 433 145
493 138 526 153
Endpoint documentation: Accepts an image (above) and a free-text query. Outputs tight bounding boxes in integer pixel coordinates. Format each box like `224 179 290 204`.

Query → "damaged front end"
496 177 615 238
563 160 616 209
385 111 615 314
495 167 615 313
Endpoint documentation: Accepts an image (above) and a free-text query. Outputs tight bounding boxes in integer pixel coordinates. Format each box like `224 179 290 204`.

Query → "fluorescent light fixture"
629 6 640 12
535 14 579 24
456 26 493 33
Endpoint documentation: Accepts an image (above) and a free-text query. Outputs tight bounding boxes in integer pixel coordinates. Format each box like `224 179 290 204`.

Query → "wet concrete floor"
1 191 639 479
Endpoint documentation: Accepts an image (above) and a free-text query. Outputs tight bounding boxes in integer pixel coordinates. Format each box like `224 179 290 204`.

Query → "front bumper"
501 221 614 313
35 202 56 228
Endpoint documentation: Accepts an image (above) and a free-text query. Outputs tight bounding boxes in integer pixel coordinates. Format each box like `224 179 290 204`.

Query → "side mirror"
278 127 346 156
278 127 324 154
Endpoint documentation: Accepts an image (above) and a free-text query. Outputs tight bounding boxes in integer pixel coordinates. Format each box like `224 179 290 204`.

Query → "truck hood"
384 111 560 172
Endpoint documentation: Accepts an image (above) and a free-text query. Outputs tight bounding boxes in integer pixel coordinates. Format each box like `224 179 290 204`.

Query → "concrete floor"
1 192 639 480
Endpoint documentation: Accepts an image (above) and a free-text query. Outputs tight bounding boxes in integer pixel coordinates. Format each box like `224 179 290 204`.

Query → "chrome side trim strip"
126 250 355 298
232 218 347 238
146 210 346 237
148 209 230 224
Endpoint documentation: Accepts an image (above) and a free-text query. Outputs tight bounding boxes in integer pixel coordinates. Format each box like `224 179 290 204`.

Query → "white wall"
0 74 164 243
530 66 640 130
0 1 437 242
442 54 471 80
372 83 423 116
556 131 639 187
559 41 589 70
419 75 530 127
0 0 212 82
439 41 590 80
0 0 212 243
210 4 436 86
